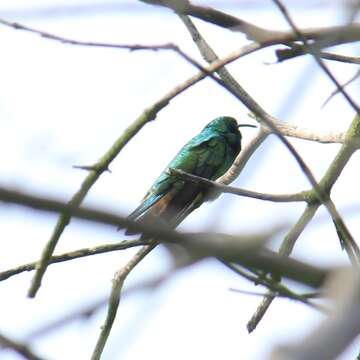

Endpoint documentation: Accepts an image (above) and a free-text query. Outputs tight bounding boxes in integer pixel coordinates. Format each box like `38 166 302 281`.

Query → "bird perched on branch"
125 116 254 234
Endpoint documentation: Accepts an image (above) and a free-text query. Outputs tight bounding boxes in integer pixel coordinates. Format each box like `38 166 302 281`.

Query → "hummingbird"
125 116 253 234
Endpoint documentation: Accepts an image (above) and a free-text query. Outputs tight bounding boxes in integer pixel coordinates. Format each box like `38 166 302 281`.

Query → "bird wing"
168 135 228 226
127 133 228 232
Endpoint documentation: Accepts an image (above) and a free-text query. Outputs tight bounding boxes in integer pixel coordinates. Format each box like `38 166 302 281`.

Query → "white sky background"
0 1 360 359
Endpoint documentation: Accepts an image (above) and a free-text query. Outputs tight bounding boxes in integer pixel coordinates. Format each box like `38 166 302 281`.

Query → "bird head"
204 116 256 150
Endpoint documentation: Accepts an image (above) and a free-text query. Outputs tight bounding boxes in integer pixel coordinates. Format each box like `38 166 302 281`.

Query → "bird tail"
125 213 171 237
121 193 165 235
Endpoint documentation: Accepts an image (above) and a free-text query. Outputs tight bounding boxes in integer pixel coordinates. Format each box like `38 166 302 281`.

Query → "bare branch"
27 97 170 298
317 52 360 65
0 332 44 360
0 5 329 150
142 0 360 45
247 203 319 333
226 264 329 313
0 239 147 282
272 0 360 260
322 69 360 108
0 184 330 287
274 122 344 144
0 18 178 52
277 47 360 64
168 168 308 202
180 13 360 266
91 244 156 360
24 31 269 298
0 186 188 243
272 0 360 115
24 247 330 348
248 114 360 332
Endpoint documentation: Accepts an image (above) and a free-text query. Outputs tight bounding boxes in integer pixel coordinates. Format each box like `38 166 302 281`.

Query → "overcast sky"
0 1 359 359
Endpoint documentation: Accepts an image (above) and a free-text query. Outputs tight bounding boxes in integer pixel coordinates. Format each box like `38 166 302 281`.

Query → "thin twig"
229 287 327 312
142 0 360 45
24 253 327 343
277 47 360 64
0 184 331 287
4 6 360 64
91 244 156 360
318 52 360 65
0 18 179 52
180 13 360 264
2 2 358 340
0 333 44 360
322 69 360 108
3 17 344 145
225 263 328 313
247 115 360 332
168 168 308 202
229 287 322 300
270 0 360 260
0 17 343 150
246 203 320 333
0 239 147 282
180 15 360 335
0 185 331 271
26 39 267 298
272 0 360 115
27 35 270 298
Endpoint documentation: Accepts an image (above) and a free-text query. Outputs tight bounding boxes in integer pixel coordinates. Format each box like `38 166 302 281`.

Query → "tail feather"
125 188 181 236
128 193 164 221
124 192 171 235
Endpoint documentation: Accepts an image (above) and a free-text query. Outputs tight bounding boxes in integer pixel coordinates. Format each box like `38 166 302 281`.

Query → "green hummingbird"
126 116 252 234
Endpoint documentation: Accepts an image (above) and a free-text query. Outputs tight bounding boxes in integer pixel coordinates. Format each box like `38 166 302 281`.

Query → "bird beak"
238 124 257 128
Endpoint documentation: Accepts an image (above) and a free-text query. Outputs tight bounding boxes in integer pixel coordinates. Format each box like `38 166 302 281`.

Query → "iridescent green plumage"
127 116 242 232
